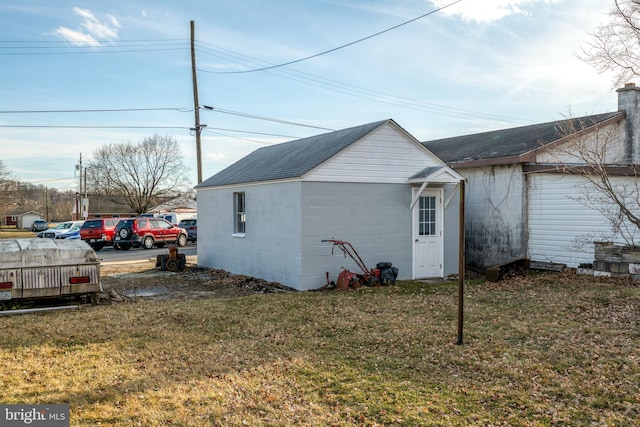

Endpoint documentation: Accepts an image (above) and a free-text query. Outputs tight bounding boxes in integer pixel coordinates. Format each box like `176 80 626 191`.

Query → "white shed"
18 211 44 230
196 119 464 291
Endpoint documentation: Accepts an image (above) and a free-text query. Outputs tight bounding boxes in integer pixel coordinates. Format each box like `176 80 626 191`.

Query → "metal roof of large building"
422 112 624 164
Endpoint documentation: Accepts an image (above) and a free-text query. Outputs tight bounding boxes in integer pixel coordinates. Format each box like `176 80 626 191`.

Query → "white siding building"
424 84 640 270
196 120 464 291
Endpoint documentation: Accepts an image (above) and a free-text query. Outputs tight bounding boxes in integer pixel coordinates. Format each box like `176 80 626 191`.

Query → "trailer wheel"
166 258 179 271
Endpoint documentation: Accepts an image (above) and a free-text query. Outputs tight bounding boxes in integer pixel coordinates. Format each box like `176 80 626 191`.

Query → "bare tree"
88 135 191 214
0 160 9 179
580 0 640 87
0 160 12 191
0 161 14 224
551 114 640 245
0 166 76 223
570 1 640 247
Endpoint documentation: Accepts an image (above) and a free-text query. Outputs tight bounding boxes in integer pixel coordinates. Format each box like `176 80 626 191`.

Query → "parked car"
113 217 188 250
31 219 48 232
177 218 197 242
38 221 84 238
55 223 83 240
80 218 120 251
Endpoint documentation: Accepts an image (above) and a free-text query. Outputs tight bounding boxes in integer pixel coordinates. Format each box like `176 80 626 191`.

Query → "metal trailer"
0 238 100 303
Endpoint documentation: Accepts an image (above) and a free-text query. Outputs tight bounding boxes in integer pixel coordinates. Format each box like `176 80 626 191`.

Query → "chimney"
617 82 640 163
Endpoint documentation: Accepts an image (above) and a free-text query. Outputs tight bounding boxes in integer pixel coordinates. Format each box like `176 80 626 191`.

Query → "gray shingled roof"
422 112 623 164
410 166 443 180
196 120 389 188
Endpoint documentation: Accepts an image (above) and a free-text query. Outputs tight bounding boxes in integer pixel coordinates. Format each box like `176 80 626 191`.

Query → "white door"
413 189 443 278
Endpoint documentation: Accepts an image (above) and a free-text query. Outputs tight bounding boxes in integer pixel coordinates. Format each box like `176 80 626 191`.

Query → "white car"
38 221 84 238
54 223 83 240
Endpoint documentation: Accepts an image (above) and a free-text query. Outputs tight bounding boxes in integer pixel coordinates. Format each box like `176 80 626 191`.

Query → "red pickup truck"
80 218 119 251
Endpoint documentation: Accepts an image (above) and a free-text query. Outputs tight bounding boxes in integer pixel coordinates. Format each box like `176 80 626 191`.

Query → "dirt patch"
100 261 293 301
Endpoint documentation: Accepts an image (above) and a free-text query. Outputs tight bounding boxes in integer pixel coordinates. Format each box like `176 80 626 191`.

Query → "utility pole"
191 20 204 184
77 153 82 191
75 153 82 221
83 167 88 219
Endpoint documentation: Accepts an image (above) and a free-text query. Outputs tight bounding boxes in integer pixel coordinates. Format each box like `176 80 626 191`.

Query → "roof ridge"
423 111 623 144
422 111 625 164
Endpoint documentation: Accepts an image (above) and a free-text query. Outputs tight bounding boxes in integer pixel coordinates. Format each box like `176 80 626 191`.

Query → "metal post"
457 179 466 345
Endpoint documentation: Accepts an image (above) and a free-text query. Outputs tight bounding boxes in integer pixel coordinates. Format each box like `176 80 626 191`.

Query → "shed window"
234 192 246 234
418 196 436 236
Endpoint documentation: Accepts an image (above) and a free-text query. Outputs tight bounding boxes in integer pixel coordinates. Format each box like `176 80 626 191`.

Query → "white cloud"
52 7 120 46
51 26 99 46
429 0 562 22
415 0 615 109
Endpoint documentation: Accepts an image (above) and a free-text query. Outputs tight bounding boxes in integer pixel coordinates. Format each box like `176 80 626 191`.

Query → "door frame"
411 187 444 279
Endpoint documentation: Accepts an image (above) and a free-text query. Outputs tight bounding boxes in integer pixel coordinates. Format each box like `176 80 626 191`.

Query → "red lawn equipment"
322 239 381 290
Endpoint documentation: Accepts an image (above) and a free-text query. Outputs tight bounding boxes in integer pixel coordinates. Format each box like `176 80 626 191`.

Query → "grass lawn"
0 229 37 238
0 271 638 426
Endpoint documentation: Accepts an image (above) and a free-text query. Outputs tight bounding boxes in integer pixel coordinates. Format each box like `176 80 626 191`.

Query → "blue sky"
0 0 619 191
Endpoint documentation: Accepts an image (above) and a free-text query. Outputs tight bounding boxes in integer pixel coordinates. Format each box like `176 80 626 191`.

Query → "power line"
0 125 189 129
0 38 185 43
214 0 463 74
27 176 77 183
202 106 335 131
0 47 187 56
0 123 303 139
204 130 284 146
0 42 186 49
0 39 189 56
0 6 532 143
203 127 302 139
0 15 528 126
0 104 334 131
0 107 193 114
196 42 532 126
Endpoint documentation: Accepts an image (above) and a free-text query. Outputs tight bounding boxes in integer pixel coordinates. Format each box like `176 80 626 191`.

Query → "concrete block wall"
591 242 640 279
